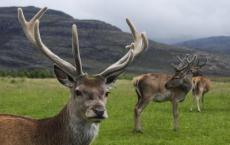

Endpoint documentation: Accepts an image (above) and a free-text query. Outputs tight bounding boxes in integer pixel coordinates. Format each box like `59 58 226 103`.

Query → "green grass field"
0 78 230 145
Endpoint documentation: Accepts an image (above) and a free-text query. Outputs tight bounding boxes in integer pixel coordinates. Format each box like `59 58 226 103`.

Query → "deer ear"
53 65 74 88
105 71 123 90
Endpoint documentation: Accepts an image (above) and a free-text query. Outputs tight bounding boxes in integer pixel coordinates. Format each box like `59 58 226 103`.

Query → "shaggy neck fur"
37 101 99 145
68 119 99 145
67 100 99 145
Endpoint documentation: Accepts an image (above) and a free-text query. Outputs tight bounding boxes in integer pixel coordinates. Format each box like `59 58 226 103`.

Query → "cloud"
1 0 230 43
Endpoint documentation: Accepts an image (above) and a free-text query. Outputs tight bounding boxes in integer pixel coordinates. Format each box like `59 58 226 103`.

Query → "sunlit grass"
0 77 229 145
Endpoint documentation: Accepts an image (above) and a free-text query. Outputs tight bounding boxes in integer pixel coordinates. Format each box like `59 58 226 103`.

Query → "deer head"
165 54 197 90
18 7 148 123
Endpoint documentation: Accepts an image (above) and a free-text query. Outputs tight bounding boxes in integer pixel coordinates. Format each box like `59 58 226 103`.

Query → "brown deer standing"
133 55 197 132
190 57 211 112
0 7 148 145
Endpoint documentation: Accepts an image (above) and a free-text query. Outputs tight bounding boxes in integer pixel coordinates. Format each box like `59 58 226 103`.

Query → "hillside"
0 6 230 76
175 36 230 54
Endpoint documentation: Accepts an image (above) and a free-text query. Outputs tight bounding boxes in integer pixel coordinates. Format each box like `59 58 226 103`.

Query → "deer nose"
93 106 105 118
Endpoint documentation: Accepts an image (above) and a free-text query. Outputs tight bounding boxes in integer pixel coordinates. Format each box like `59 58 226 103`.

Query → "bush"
0 69 53 78
118 73 135 80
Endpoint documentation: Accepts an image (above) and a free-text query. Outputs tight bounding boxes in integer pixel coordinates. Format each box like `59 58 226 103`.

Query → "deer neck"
193 70 203 77
37 99 99 145
66 99 99 145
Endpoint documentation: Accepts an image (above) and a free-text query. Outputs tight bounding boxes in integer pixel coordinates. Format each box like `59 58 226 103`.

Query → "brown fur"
192 76 211 95
133 73 192 132
11 6 147 145
191 76 211 112
0 75 109 145
0 106 69 145
133 73 172 98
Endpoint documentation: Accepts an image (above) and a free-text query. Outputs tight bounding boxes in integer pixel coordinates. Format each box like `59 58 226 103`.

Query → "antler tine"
98 18 148 78
18 7 48 45
34 21 76 76
126 18 138 40
177 62 189 72
18 7 77 77
18 8 27 26
184 55 196 67
72 24 84 75
125 18 148 57
172 55 188 71
183 54 197 72
30 7 48 23
110 18 148 65
197 56 208 68
142 33 149 49
185 54 191 64
113 22 148 65
171 63 181 71
172 54 197 72
176 54 191 66
176 56 184 63
98 49 134 77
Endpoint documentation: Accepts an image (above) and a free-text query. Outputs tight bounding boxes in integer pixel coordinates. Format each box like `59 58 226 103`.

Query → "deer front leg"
172 98 179 131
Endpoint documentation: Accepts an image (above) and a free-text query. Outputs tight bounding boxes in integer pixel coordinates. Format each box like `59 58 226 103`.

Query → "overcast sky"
1 0 230 43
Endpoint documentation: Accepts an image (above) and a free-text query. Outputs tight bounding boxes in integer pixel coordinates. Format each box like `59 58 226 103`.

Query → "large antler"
194 56 208 68
171 54 197 74
98 18 148 78
18 7 83 77
18 7 147 79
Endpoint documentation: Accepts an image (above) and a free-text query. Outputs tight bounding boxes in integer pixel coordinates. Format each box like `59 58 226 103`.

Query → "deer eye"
75 89 82 96
105 92 110 97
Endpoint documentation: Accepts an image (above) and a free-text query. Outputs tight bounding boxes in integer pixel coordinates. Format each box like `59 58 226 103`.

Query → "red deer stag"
133 54 196 132
190 56 211 112
0 7 148 145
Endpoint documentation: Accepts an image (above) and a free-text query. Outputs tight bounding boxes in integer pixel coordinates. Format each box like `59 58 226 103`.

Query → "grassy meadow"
0 77 230 145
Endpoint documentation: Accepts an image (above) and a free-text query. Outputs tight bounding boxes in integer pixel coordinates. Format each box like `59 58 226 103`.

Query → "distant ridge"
0 6 230 76
175 36 230 54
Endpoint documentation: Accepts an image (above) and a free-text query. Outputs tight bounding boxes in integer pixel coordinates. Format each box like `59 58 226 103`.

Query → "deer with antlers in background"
132 55 197 132
190 56 211 112
0 7 148 145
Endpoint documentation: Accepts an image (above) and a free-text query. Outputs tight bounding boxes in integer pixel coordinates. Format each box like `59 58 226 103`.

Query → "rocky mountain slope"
0 6 229 76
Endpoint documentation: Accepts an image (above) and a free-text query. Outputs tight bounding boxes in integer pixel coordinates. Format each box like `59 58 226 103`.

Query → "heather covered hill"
0 6 229 76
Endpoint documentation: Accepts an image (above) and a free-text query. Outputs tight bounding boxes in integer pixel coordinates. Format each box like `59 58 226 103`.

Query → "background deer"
190 56 211 112
133 55 196 132
0 7 148 145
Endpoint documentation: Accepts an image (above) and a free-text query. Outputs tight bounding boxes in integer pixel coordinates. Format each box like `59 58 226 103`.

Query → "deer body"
0 78 104 145
133 55 197 132
190 56 211 112
0 7 148 145
0 106 98 145
133 73 172 102
133 73 192 132
134 73 192 102
191 76 211 112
